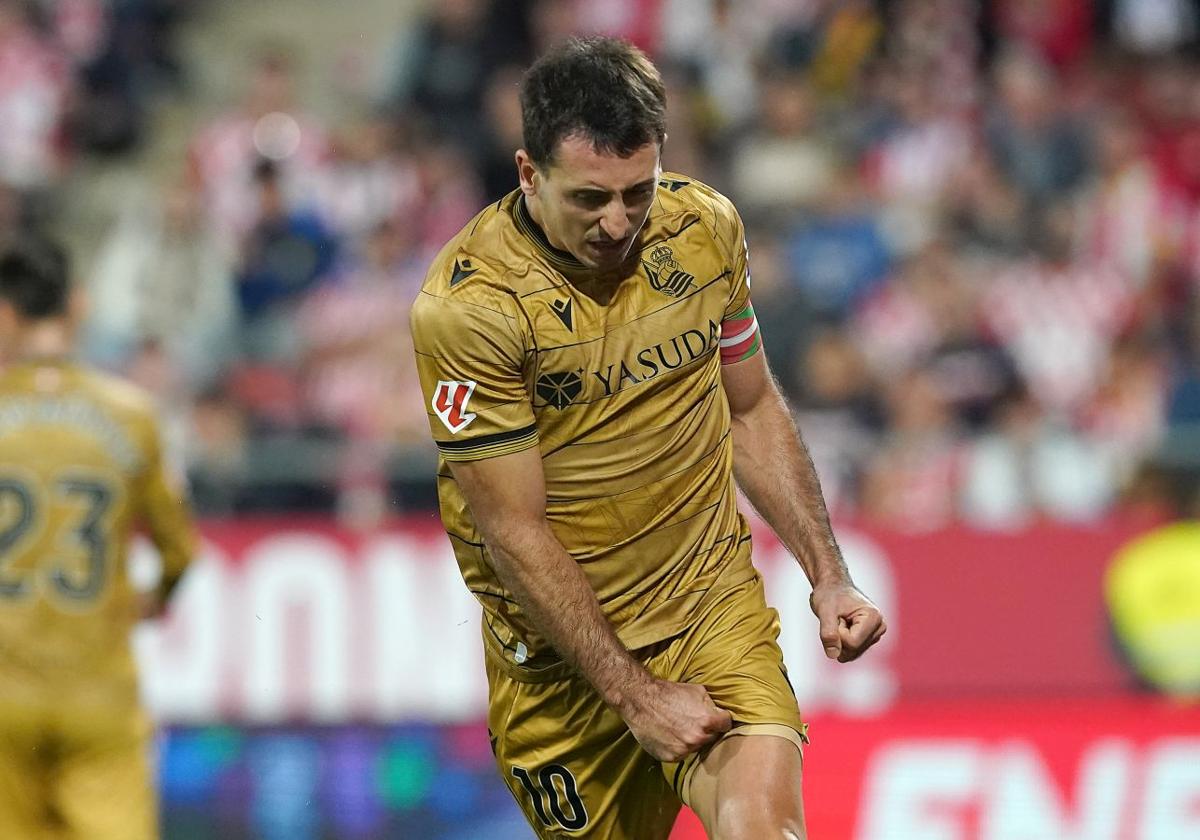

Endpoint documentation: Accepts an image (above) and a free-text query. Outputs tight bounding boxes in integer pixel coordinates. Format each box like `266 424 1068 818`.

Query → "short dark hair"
520 37 667 168
0 235 71 319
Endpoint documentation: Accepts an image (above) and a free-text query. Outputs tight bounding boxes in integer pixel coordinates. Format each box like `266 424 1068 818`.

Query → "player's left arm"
134 414 198 617
707 184 884 660
720 340 883 667
721 325 886 663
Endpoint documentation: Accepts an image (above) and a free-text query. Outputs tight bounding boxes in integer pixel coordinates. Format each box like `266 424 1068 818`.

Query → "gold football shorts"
0 699 157 840
485 572 807 839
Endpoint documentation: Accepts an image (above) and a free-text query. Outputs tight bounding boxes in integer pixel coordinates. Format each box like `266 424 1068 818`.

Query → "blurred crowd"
0 0 191 212
3 0 1200 528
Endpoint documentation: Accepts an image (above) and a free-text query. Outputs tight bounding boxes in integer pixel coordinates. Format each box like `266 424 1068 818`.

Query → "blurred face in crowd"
518 135 661 271
247 55 294 116
0 0 24 36
437 0 488 33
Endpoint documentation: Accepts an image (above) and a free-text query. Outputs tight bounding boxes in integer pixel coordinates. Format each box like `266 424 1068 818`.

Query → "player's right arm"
447 447 730 761
411 275 729 762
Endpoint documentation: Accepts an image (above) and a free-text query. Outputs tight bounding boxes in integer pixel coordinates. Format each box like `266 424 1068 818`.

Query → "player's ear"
516 149 539 196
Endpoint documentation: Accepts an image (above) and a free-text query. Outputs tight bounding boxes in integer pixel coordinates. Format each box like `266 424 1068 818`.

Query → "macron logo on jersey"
432 380 477 434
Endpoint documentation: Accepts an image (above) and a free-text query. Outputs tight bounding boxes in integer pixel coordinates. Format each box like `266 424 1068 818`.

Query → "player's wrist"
807 550 853 589
811 568 853 590
599 666 655 715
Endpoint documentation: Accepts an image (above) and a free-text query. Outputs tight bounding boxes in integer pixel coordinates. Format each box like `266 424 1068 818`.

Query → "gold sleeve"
410 284 539 462
719 200 752 320
680 176 752 315
697 185 762 362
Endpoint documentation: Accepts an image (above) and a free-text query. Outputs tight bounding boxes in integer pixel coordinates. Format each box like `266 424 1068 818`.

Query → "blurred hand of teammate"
809 581 886 663
620 678 733 762
136 590 167 620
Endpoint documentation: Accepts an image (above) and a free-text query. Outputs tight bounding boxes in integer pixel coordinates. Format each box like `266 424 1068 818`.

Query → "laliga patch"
432 380 478 433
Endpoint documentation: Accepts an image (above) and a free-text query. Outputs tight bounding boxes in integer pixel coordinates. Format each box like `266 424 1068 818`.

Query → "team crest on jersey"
642 244 694 298
432 380 477 433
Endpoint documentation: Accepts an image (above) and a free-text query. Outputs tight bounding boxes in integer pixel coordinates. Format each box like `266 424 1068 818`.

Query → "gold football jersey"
411 174 765 664
0 359 195 706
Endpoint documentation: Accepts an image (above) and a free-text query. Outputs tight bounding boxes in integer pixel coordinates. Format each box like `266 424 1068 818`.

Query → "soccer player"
411 38 886 838
0 236 196 840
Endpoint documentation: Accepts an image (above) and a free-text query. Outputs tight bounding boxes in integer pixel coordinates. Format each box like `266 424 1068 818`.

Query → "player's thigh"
688 732 806 840
655 574 807 813
53 709 157 840
486 653 681 839
0 703 58 840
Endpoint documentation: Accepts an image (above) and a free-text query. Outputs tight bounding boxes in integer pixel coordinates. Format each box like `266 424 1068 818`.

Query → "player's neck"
522 194 564 251
522 194 589 263
14 320 73 362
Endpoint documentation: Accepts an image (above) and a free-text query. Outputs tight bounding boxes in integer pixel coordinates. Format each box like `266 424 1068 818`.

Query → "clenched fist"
809 580 886 663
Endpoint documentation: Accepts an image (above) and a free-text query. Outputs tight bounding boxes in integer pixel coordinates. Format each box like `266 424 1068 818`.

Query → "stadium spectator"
409 141 484 255
188 46 329 252
573 0 663 53
312 116 421 241
944 148 1031 256
789 327 883 517
1138 57 1200 205
297 219 426 444
383 0 529 155
657 0 769 133
859 367 965 531
959 385 1115 527
234 157 337 362
980 202 1138 415
986 0 1096 70
783 168 891 319
853 241 961 379
85 180 236 389
1080 334 1169 476
729 69 839 214
740 223 817 394
476 64 528 202
0 0 70 192
984 48 1088 207
1076 104 1189 288
862 63 973 251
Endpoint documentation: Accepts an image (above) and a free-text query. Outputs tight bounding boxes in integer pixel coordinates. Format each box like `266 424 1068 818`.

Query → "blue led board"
159 724 533 840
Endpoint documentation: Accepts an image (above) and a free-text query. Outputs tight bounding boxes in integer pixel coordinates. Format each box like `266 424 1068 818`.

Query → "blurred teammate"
0 236 196 840
411 38 885 838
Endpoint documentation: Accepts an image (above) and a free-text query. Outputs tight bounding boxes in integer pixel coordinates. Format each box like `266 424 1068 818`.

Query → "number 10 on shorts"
511 764 589 831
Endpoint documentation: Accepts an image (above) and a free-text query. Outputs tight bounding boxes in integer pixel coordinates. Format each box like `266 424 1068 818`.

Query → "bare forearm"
483 521 650 709
731 385 850 587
